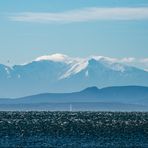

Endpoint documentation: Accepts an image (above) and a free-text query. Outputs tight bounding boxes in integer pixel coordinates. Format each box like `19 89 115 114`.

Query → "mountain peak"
88 56 117 63
82 86 99 93
35 53 70 63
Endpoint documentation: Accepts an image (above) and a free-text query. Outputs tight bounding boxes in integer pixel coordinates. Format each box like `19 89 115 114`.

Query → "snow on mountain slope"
0 64 12 79
0 53 148 97
35 53 89 79
22 54 139 79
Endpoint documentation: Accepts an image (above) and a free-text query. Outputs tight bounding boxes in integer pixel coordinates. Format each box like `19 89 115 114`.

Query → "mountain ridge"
0 54 148 98
0 85 148 104
0 85 148 111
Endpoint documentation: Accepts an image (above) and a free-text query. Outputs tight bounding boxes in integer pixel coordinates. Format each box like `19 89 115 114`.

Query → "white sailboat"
70 104 72 112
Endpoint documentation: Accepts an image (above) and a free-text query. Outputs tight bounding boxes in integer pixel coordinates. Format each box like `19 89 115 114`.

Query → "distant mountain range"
0 86 148 111
0 53 148 98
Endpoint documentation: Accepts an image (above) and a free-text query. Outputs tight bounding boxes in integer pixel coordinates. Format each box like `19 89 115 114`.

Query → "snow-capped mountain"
0 53 148 98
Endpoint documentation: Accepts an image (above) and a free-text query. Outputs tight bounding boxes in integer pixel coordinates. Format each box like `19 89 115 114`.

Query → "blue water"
0 112 148 147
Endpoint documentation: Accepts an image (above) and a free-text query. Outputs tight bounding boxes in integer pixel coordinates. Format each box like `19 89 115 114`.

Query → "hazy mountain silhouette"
0 86 148 105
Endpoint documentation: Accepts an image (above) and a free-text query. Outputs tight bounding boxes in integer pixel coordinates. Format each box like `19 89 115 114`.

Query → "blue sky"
0 0 148 65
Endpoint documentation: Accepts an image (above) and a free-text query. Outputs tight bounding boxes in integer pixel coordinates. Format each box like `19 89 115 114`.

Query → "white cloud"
140 58 148 63
9 7 148 23
120 57 135 63
89 56 135 64
35 53 69 62
140 58 148 68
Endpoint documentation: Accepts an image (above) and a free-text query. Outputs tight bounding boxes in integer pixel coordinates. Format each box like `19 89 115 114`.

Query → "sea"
0 111 148 147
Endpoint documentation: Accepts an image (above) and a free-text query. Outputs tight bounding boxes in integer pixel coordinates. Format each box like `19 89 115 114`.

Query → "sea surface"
0 111 148 147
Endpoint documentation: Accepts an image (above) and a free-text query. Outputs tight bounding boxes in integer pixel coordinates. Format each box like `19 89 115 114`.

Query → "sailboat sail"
70 104 72 111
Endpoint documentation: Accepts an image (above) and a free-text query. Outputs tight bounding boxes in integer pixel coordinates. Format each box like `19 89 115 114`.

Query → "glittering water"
0 112 148 147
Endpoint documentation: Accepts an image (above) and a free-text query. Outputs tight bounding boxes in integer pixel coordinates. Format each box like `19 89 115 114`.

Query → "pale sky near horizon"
0 0 148 67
